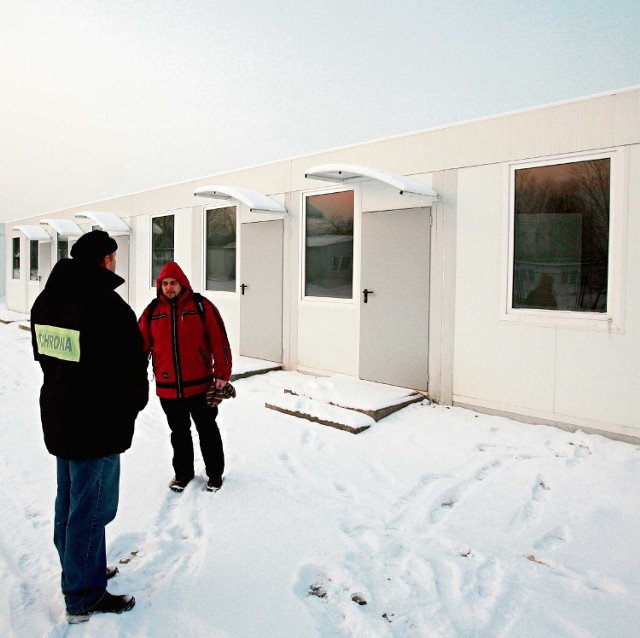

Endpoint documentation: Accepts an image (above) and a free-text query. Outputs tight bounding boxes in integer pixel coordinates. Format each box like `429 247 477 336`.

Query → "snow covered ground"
1 316 639 637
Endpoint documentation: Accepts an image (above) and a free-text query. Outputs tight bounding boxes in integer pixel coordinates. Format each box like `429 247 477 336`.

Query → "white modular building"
5 86 640 443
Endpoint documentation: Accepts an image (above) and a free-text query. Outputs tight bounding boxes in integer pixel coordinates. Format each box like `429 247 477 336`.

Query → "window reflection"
305 191 354 299
205 206 236 292
30 240 39 281
57 236 68 262
12 238 20 279
513 159 610 312
152 215 175 284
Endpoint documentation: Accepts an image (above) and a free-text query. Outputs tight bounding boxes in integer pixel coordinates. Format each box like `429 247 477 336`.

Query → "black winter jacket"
31 259 149 460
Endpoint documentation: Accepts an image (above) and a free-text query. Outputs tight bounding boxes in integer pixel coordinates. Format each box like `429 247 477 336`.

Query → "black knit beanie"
71 230 118 265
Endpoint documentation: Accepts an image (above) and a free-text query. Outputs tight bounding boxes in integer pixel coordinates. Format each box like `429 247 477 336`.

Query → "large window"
304 191 354 299
30 240 39 281
512 157 610 313
57 235 68 262
205 206 236 292
152 215 175 284
12 238 20 279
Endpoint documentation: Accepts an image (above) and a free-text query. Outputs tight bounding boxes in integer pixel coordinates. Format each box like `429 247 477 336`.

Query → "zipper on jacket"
171 303 184 398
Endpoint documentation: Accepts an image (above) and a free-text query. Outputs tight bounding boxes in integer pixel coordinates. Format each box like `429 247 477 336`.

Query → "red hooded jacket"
138 262 232 399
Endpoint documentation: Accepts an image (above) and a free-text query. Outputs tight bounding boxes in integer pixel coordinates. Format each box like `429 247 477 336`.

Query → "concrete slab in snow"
231 356 281 381
283 374 424 420
266 394 375 434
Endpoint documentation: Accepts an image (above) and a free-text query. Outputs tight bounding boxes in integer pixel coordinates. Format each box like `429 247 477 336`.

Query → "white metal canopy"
194 185 287 213
13 225 52 241
74 211 130 233
304 163 439 199
40 219 83 237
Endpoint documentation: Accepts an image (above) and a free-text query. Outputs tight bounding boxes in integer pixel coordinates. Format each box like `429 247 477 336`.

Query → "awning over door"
304 163 439 200
13 225 52 241
194 185 287 213
75 211 130 233
40 219 83 237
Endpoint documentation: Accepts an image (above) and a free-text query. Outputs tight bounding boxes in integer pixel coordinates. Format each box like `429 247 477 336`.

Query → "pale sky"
2 0 639 222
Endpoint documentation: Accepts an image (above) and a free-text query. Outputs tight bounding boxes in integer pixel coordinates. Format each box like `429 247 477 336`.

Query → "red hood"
156 262 192 296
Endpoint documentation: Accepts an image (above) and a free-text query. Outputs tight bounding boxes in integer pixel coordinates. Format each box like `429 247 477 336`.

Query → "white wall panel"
555 329 639 430
453 164 557 411
297 303 358 376
205 294 240 358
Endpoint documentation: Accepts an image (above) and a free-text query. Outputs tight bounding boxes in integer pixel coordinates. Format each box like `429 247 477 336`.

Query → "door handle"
363 289 374 303
240 283 248 295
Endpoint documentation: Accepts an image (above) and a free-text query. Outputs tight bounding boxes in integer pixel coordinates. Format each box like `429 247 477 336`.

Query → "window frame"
150 213 175 287
300 185 359 304
202 203 238 295
501 148 627 331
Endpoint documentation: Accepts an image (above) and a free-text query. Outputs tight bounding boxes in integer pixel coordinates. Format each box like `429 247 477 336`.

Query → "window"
205 206 236 292
30 240 39 281
57 235 68 262
151 215 174 284
511 157 610 314
304 191 354 299
12 238 20 279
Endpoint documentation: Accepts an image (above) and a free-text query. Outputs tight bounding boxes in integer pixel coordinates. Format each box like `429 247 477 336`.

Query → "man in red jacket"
138 262 232 493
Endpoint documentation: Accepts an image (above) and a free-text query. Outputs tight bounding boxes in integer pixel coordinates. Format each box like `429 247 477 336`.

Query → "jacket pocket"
198 347 210 369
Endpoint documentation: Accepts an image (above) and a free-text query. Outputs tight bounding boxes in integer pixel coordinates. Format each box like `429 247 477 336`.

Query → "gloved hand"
206 381 237 407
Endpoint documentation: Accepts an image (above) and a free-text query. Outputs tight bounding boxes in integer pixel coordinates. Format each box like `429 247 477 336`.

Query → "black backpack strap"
192 293 210 351
146 297 160 353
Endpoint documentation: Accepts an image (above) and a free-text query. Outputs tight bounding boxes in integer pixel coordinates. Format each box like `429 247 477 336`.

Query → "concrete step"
266 374 426 434
266 394 375 434
283 374 424 422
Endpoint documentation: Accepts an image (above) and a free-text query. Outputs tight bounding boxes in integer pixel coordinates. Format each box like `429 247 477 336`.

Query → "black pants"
159 393 225 482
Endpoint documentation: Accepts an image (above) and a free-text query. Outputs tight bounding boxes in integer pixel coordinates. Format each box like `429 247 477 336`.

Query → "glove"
206 381 237 407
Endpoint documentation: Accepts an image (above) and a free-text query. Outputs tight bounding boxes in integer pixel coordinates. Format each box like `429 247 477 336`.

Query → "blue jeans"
54 455 120 612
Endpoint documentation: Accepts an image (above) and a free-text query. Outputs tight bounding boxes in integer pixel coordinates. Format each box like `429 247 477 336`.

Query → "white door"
39 242 52 292
240 220 283 362
359 208 430 391
114 236 129 302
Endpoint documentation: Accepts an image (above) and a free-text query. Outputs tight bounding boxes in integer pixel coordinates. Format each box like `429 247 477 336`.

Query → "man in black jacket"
31 230 149 624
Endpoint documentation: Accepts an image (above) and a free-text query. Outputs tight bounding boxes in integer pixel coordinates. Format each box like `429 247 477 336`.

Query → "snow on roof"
305 163 439 199
306 235 353 248
13 225 52 241
40 218 83 237
75 212 130 233
194 185 287 213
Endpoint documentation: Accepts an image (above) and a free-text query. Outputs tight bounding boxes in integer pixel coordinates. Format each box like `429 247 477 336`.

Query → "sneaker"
67 591 135 624
169 476 193 492
106 565 119 580
207 477 223 492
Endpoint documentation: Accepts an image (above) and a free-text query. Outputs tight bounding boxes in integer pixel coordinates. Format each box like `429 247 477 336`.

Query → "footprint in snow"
567 443 592 468
533 524 571 552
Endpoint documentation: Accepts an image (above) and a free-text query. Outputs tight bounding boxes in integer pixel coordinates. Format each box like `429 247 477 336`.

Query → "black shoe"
106 565 119 580
207 477 223 492
67 591 135 624
169 476 193 492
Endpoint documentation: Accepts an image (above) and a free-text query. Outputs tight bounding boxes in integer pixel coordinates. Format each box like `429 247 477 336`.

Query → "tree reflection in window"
152 215 174 284
12 238 20 279
57 236 68 262
513 159 609 312
30 240 39 281
305 191 354 299
205 206 236 292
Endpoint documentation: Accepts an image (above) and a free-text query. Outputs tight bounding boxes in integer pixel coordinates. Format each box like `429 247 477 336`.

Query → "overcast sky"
2 0 639 222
